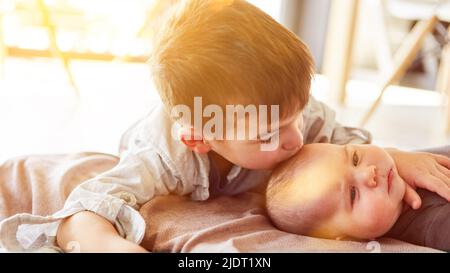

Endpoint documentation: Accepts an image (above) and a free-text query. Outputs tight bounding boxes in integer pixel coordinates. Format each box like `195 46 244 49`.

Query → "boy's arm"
53 147 199 252
0 147 198 252
52 150 165 252
57 211 148 253
54 106 206 252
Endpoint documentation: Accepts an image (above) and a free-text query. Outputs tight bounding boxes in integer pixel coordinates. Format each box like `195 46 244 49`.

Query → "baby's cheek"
363 201 398 235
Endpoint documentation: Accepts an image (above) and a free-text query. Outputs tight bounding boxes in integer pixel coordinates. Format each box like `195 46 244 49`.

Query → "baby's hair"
149 0 314 122
265 150 334 236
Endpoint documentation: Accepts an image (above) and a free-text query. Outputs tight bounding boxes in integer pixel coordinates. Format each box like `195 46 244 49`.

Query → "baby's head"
150 0 315 169
266 144 406 240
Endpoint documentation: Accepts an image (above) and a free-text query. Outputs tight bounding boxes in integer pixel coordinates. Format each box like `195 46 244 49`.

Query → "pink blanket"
0 152 118 219
0 153 441 252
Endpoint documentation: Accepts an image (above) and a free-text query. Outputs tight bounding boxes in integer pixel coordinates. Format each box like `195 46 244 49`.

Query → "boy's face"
208 113 304 170
286 144 406 239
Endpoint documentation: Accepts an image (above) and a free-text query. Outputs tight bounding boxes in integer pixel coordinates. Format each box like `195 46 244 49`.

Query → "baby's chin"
346 206 403 240
365 210 403 239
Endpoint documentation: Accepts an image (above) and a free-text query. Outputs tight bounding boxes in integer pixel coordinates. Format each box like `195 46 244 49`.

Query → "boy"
266 144 450 251
0 0 448 252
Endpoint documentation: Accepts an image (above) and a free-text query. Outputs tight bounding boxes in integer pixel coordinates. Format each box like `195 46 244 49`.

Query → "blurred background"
0 0 449 163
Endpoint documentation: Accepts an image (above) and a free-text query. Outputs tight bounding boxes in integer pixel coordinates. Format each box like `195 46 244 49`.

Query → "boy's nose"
355 166 377 188
282 133 303 151
281 120 304 151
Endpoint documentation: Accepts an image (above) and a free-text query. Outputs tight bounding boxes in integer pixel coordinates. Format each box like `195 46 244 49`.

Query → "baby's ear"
180 128 211 154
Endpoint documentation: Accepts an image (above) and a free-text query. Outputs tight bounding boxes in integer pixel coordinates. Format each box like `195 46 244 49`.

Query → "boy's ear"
180 128 211 154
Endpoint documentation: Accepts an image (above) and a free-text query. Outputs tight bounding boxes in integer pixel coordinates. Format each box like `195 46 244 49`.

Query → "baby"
266 144 450 251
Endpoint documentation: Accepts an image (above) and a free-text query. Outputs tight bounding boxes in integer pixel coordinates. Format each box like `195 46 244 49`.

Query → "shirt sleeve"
0 147 192 252
302 96 372 145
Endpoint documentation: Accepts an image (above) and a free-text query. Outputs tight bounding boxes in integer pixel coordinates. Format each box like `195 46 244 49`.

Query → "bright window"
247 0 282 22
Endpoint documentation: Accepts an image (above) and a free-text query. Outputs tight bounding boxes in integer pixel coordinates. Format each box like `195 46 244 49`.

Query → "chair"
0 0 155 94
0 0 83 94
359 0 450 131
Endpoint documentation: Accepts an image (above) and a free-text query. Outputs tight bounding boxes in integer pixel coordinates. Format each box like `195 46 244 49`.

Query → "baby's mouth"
387 168 394 194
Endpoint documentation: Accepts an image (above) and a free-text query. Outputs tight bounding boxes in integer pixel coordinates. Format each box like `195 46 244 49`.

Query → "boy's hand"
386 148 450 209
57 211 149 253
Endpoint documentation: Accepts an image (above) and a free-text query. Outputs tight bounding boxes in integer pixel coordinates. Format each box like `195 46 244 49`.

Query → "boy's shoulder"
119 101 179 153
119 100 212 200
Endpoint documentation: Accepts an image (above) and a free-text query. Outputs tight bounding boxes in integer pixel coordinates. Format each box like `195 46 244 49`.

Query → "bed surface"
0 149 445 253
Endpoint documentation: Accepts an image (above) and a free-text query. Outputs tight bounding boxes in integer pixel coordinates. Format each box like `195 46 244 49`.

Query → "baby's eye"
352 151 359 166
350 186 357 206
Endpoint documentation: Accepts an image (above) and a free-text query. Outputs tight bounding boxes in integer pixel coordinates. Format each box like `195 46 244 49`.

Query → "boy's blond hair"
150 0 314 121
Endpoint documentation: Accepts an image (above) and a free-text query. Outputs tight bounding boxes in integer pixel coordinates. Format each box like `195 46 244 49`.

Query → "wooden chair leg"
369 0 394 78
36 0 79 95
359 15 438 126
0 15 6 79
436 26 450 133
322 0 360 105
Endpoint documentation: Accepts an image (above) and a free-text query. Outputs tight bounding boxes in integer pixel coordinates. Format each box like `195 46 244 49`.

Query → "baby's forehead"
287 148 347 201
290 170 342 201
293 145 346 178
285 174 342 222
271 144 348 194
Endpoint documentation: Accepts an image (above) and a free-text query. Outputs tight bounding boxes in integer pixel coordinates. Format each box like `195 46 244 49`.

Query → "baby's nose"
355 166 377 188
366 178 377 188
